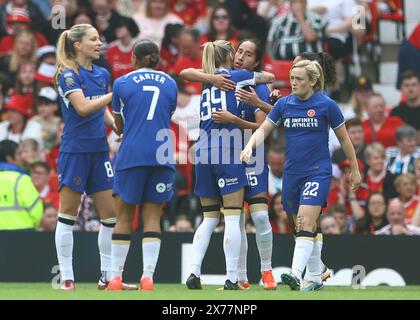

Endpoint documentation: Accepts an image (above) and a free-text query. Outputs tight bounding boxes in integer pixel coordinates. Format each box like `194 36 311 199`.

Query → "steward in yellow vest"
0 140 43 230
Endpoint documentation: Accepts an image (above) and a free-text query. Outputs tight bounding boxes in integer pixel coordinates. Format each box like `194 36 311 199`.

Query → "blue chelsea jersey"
238 84 270 123
267 92 345 175
238 84 270 159
112 68 178 171
196 69 256 152
57 64 110 153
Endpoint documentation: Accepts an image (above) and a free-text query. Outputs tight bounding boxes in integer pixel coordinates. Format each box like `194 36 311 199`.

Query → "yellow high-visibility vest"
0 170 43 230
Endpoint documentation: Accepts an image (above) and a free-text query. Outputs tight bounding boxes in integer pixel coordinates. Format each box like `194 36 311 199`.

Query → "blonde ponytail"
202 40 235 75
202 42 216 74
54 24 95 88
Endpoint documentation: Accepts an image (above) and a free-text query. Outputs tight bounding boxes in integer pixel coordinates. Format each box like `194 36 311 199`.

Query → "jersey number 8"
200 87 227 121
104 161 114 178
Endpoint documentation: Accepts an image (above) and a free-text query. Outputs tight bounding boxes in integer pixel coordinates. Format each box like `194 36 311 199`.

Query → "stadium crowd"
0 0 420 236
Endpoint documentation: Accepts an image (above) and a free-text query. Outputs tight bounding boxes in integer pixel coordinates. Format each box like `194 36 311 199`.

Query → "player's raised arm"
179 68 235 91
111 79 124 135
212 110 261 130
66 91 112 117
254 71 276 84
241 119 275 163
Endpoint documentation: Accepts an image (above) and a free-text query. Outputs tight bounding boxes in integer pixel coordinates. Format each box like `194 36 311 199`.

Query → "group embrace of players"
54 24 361 292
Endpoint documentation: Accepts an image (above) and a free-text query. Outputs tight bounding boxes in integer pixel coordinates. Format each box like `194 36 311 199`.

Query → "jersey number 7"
143 85 160 120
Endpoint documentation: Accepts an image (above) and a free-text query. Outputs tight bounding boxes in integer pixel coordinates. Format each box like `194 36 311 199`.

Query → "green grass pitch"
0 283 419 300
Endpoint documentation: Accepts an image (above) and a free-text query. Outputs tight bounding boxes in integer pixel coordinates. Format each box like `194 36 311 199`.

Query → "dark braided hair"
299 52 337 90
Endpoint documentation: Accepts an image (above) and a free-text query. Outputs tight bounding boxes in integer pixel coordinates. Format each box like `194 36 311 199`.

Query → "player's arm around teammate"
187 40 275 290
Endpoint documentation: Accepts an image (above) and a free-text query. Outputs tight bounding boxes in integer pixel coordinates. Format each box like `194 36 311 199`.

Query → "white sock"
55 213 76 281
291 238 314 279
98 218 116 280
238 212 248 283
111 236 130 278
223 213 241 283
142 238 161 280
304 238 322 283
318 236 325 271
252 211 273 272
190 217 219 277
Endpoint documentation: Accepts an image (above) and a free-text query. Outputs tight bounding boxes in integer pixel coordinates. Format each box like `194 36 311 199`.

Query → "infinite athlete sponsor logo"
156 183 166 193
284 118 319 128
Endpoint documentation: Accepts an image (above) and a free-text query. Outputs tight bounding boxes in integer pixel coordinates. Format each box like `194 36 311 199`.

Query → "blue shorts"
244 164 269 200
194 163 247 198
113 166 174 205
58 152 114 195
282 172 332 215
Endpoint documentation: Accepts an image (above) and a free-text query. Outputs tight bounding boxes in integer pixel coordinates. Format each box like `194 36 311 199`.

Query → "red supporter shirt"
173 54 202 95
45 144 59 172
0 32 48 56
404 196 419 223
106 40 135 81
362 116 405 148
170 121 192 195
325 184 371 216
169 0 206 26
364 172 385 193
159 45 178 74
41 189 60 209
408 23 420 49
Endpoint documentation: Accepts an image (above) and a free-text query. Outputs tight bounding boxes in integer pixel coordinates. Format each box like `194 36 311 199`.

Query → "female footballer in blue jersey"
54 24 136 291
106 39 178 291
237 52 338 288
180 40 275 290
180 39 276 290
241 60 361 291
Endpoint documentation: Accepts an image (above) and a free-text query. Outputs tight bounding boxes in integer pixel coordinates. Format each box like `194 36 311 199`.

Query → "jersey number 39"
200 87 227 121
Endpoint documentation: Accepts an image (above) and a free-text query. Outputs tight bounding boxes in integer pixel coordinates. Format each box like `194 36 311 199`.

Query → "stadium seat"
263 55 293 95
377 0 406 41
